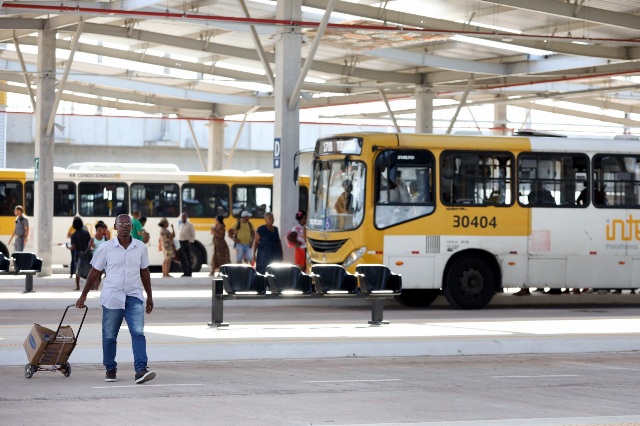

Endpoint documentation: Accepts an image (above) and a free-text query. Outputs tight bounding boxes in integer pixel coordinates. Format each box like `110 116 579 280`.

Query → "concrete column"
493 96 509 135
415 86 434 134
273 0 302 263
208 118 224 171
0 88 6 168
35 29 56 276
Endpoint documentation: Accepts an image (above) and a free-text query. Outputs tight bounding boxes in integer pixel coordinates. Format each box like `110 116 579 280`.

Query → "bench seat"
210 263 401 327
1 252 43 293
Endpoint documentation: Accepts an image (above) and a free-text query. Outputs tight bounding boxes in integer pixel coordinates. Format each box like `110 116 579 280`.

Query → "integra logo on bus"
605 215 640 249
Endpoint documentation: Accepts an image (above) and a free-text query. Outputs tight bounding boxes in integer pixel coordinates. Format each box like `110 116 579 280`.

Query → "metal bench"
209 263 401 327
0 252 43 293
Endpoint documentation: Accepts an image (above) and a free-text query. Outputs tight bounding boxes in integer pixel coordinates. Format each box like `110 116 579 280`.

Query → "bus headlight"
342 247 366 268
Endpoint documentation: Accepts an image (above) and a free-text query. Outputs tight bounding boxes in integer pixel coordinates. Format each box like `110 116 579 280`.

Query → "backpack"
286 230 299 248
229 220 254 244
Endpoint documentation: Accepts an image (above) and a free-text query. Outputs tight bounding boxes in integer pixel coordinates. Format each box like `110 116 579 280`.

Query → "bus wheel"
190 245 204 273
0 242 9 259
395 289 439 307
443 256 495 309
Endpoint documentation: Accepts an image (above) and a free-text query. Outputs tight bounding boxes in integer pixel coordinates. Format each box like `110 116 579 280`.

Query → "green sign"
34 157 39 181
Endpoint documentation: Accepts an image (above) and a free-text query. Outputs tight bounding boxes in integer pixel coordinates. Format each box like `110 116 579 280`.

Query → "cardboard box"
23 323 75 365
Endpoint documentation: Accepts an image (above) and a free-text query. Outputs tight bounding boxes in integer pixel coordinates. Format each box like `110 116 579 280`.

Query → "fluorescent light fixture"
454 19 522 34
452 35 554 56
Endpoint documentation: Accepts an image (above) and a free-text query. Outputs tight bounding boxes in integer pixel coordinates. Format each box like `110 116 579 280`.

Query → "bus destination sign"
315 137 362 156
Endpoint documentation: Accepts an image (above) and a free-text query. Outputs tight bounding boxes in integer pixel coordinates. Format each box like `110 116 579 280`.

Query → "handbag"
77 249 93 279
172 239 182 264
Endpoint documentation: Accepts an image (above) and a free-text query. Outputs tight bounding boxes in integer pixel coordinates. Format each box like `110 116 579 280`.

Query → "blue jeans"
102 296 148 372
235 243 253 263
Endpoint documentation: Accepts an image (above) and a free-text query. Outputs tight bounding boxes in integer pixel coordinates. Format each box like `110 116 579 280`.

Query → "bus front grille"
308 238 347 253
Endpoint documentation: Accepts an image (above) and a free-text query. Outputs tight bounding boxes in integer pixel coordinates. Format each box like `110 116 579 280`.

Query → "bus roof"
317 132 640 155
67 162 181 173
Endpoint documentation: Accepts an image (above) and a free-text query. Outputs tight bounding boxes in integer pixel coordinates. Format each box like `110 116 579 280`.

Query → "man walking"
228 210 254 264
178 211 195 277
75 214 156 384
8 205 29 252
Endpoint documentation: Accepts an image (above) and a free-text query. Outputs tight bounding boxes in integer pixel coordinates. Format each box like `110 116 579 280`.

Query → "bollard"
368 299 388 326
208 278 228 327
23 273 35 293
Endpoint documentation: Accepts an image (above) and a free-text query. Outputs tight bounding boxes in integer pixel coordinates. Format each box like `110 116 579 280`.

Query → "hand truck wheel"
24 363 35 379
61 362 71 377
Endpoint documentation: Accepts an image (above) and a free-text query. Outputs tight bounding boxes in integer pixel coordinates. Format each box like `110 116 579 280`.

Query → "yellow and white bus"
306 132 640 309
0 163 308 271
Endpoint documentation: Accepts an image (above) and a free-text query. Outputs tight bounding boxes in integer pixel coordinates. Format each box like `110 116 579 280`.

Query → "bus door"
519 153 591 289
374 150 436 289
594 154 639 289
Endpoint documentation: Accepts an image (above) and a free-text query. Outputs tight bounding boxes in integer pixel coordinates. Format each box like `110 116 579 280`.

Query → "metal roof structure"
1 0 640 130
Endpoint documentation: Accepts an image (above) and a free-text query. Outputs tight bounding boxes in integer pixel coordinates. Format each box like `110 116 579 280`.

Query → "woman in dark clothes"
252 212 283 274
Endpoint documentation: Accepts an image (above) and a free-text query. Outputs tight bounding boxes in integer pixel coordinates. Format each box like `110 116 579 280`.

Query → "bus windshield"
308 159 365 231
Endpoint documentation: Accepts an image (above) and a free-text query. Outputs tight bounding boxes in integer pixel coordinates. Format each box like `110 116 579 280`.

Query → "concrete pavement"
2 272 640 367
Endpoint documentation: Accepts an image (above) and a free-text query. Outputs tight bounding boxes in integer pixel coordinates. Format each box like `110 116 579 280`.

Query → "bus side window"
518 153 589 207
79 183 128 217
54 182 77 216
594 154 640 207
182 184 229 218
375 151 435 228
232 185 272 218
0 181 23 216
441 151 513 206
132 183 180 218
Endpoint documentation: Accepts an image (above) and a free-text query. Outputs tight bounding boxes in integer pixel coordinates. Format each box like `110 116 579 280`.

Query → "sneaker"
105 370 117 382
135 368 156 384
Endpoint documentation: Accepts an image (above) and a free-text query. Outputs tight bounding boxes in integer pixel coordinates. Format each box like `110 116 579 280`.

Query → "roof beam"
0 58 272 106
554 96 640 115
506 55 614 75
380 52 620 83
75 22 420 84
365 48 506 75
481 0 640 31
425 60 640 86
115 0 166 11
15 35 267 83
0 18 44 30
11 35 390 95
514 101 640 127
0 15 85 41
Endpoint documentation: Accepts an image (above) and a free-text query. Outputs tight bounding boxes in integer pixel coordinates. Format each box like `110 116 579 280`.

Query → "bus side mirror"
293 152 300 185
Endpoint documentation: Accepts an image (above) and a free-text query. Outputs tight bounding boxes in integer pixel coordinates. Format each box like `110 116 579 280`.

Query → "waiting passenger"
528 181 555 205
594 185 607 206
577 182 589 206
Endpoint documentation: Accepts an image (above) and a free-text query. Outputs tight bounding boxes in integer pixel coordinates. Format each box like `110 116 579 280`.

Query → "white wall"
5 113 408 173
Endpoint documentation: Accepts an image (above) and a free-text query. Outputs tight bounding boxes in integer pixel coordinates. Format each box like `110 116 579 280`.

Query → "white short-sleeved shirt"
91 237 150 310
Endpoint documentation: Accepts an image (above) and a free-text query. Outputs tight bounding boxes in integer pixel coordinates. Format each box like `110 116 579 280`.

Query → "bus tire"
443 255 495 309
395 289 439 307
0 242 9 258
189 242 205 273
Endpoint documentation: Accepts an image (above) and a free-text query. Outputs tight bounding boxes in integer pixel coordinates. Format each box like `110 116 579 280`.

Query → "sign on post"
273 138 281 169
34 157 39 181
